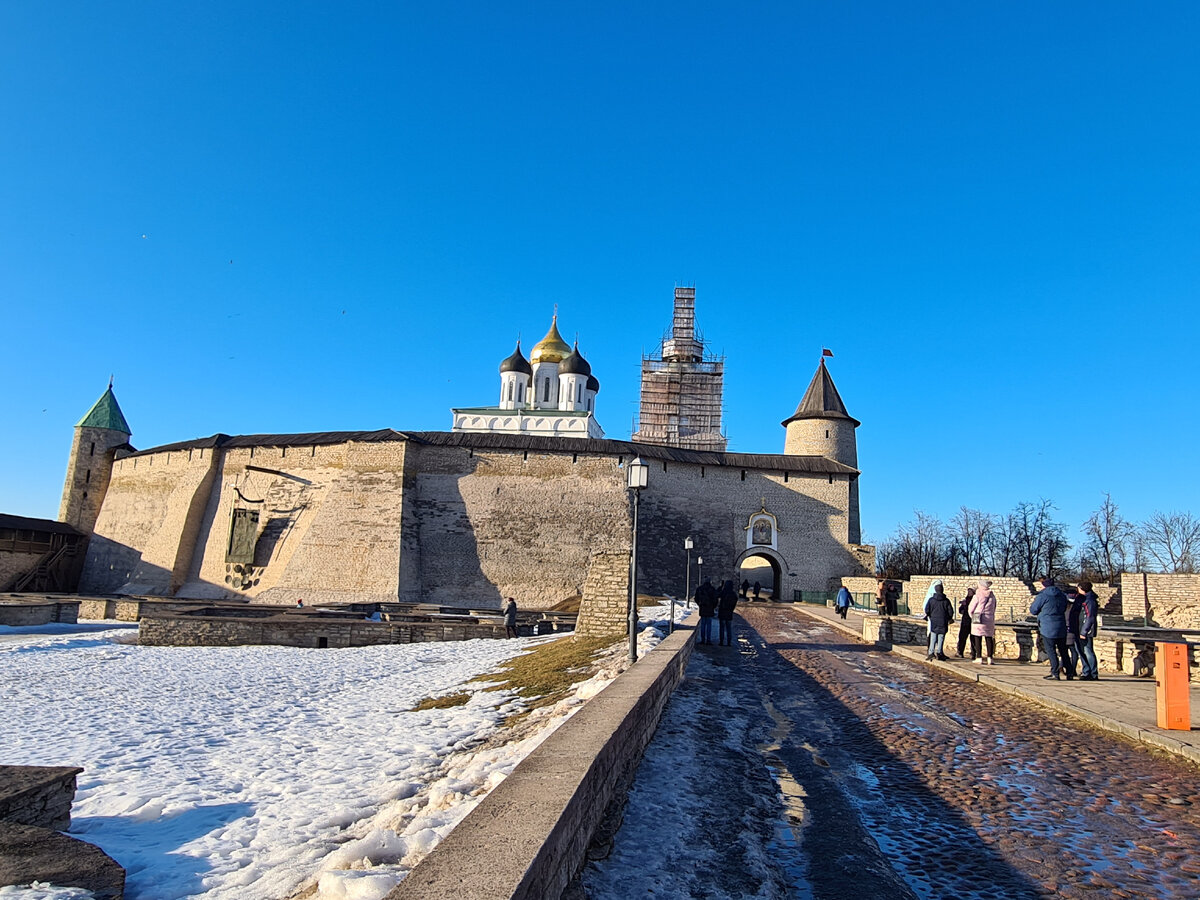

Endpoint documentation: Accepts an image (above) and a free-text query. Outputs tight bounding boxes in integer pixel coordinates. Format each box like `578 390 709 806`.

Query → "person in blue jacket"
835 586 852 620
1031 576 1075 680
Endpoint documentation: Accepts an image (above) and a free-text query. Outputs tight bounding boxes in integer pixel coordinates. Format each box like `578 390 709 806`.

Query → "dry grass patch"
411 691 472 711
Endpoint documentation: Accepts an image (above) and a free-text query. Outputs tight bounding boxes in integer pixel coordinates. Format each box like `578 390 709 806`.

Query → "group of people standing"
694 578 740 646
922 579 999 664
919 577 1100 679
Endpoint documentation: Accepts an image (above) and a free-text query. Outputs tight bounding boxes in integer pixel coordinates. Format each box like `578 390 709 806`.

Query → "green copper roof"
76 386 131 434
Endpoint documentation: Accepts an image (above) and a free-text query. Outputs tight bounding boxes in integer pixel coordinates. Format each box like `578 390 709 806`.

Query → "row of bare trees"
876 495 1200 581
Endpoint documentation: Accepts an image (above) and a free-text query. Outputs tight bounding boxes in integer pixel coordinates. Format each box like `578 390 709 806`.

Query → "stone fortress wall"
79 432 872 610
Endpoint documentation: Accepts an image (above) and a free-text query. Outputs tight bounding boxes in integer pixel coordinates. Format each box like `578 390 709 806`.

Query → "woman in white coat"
967 579 998 664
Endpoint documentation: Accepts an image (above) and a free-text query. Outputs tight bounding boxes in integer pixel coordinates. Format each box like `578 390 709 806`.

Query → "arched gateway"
735 546 786 601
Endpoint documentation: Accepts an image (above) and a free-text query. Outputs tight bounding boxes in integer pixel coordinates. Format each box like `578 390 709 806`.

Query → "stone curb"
386 618 696 900
790 605 1200 768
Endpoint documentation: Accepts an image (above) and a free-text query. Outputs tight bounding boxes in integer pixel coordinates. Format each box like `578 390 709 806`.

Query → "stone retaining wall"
387 619 695 900
831 575 1118 618
0 766 83 832
0 600 79 627
137 613 515 648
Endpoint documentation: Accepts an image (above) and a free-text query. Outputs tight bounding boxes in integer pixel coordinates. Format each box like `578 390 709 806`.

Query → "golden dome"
530 316 572 364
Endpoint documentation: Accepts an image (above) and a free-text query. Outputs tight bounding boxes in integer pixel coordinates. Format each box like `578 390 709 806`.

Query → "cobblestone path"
583 607 1200 899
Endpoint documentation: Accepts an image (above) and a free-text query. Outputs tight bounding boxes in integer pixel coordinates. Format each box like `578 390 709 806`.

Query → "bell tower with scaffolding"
632 286 726 451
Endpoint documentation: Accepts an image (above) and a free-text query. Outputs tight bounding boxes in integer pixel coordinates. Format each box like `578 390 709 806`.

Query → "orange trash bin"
1155 642 1191 730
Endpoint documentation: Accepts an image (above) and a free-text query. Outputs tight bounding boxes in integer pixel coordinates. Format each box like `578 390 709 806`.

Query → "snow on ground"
1 602 688 900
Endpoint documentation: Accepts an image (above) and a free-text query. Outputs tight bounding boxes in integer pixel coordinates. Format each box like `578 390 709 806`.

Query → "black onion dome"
586 374 600 394
558 342 592 377
499 342 533 376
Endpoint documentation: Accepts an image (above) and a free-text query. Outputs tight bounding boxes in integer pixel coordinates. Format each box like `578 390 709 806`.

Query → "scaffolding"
631 287 727 452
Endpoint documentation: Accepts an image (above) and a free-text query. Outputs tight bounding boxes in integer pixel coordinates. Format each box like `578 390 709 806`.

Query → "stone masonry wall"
81 433 869 612
833 574 1117 619
409 444 632 610
575 551 632 638
138 614 511 648
1119 573 1200 627
0 766 83 832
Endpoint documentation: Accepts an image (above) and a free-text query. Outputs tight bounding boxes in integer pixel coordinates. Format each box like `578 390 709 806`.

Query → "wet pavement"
580 606 1200 899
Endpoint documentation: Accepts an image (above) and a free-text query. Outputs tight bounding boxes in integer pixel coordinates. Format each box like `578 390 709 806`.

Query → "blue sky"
2 2 1197 548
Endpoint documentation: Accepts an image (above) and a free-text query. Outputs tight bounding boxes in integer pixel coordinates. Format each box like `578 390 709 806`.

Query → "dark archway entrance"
735 549 782 601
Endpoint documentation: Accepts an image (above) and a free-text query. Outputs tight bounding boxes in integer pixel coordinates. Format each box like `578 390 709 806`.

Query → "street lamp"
697 556 703 592
627 456 649 663
678 536 694 634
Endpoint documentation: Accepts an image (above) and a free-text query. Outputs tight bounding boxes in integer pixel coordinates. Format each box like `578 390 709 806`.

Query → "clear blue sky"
3 2 1198 548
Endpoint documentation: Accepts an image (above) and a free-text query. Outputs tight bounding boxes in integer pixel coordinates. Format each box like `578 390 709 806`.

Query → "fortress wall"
80 447 219 595
181 441 409 604
409 444 631 610
634 462 866 596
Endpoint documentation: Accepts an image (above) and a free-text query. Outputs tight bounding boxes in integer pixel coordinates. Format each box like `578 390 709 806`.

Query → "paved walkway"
791 601 1200 765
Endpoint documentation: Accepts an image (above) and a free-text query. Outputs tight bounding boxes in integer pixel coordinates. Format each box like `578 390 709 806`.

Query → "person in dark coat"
1031 576 1075 679
502 597 519 638
753 581 761 600
717 580 739 646
925 583 954 661
956 587 976 658
695 578 718 645
1073 580 1100 680
740 579 750 599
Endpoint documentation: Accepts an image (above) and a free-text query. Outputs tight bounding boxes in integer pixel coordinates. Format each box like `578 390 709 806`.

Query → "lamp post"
627 456 648 663
697 556 703 592
678 536 694 633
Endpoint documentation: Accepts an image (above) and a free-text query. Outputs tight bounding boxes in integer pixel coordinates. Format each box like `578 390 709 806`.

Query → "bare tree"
1004 499 1071 581
950 507 997 575
877 511 954 579
1079 493 1135 581
1139 511 1200 573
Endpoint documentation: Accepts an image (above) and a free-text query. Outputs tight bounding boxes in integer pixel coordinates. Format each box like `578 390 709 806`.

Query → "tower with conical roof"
782 358 860 542
59 382 132 533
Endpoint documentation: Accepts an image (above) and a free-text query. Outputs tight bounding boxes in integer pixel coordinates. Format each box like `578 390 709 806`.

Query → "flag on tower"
822 348 834 358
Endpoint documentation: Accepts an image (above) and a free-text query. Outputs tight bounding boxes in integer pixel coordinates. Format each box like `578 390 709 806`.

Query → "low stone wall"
0 766 83 832
1118 573 1200 628
0 822 125 900
387 619 695 900
0 765 126 899
0 600 79 626
138 613 517 648
831 575 1118 619
862 617 1040 663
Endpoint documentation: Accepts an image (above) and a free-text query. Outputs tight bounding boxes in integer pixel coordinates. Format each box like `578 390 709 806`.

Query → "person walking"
502 597 519 638
1074 580 1100 680
835 585 852 620
968 580 998 665
717 579 739 646
1031 576 1075 680
956 586 976 658
753 581 761 600
695 578 718 645
740 579 750 599
926 582 954 660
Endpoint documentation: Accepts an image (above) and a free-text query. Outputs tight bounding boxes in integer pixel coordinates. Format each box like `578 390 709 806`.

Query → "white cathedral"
450 315 604 439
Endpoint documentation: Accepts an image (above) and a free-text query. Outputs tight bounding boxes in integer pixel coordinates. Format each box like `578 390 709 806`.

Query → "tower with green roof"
58 382 132 533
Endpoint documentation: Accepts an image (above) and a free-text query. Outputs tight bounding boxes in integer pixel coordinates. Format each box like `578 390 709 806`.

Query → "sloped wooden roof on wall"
124 428 858 475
